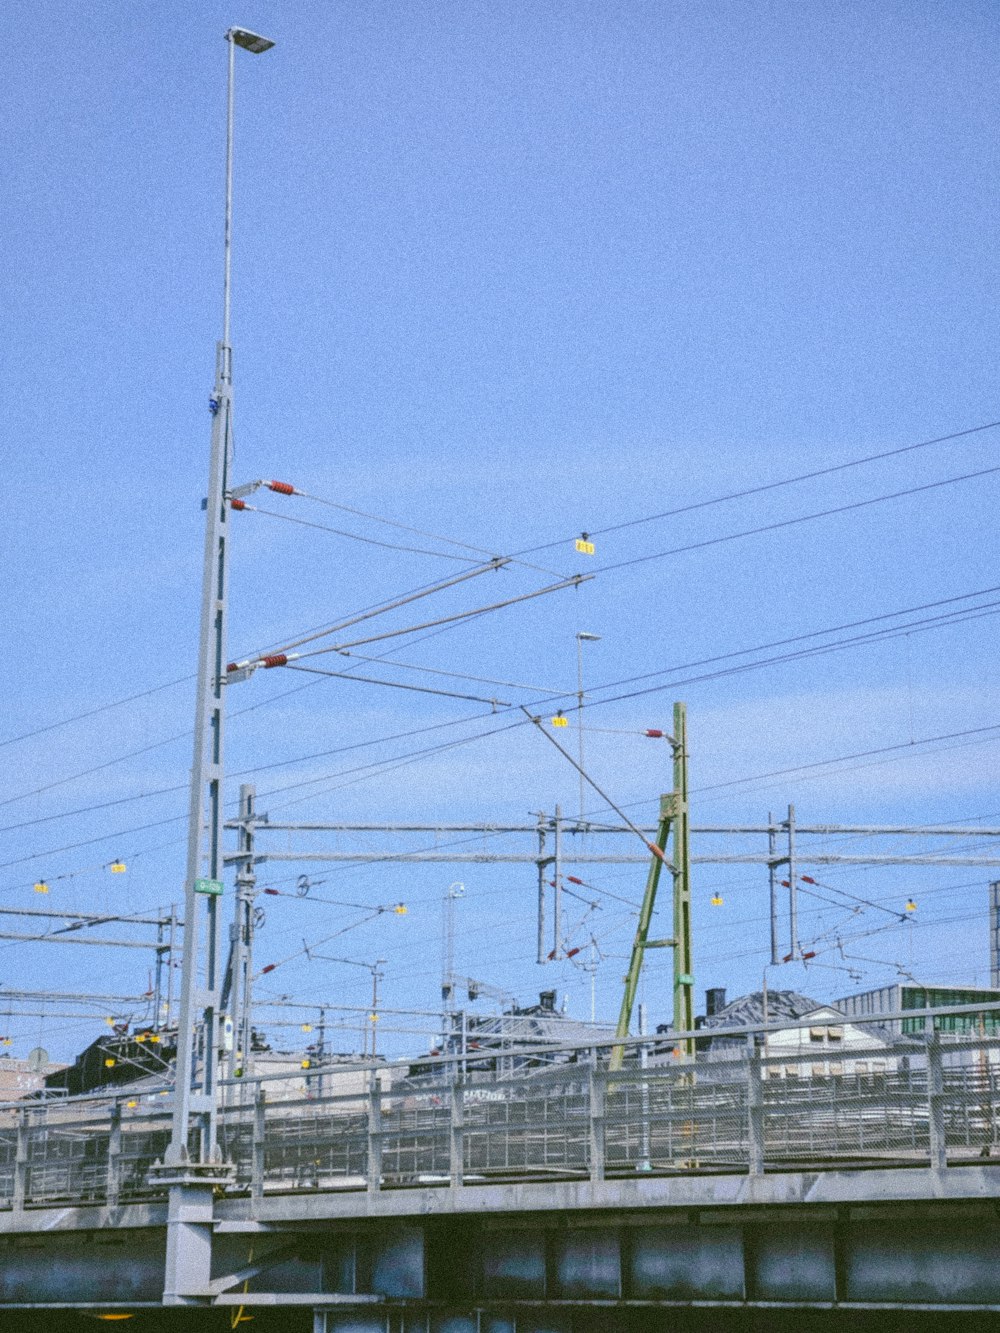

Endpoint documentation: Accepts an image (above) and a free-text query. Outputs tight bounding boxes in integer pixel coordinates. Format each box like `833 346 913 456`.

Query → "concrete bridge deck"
2 1009 1000 1328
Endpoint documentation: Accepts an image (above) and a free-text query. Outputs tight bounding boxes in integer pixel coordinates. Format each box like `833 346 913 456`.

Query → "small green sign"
194 877 224 896
677 973 695 986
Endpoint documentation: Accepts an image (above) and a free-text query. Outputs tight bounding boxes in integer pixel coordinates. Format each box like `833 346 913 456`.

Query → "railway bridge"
3 1004 1000 1331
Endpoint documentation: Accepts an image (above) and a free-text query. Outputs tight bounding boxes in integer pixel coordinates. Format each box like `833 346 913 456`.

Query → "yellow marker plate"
110 861 126 874
551 715 569 728
575 538 595 555
33 881 49 894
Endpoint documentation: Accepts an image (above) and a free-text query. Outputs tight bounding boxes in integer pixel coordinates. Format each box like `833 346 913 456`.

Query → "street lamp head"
577 632 601 643
227 27 275 54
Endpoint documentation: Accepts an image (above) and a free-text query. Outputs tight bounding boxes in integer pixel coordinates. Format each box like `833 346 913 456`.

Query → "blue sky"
3 2 999 1061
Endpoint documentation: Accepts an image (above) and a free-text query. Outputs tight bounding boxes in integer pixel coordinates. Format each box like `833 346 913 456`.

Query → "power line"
0 674 192 753
0 783 187 835
0 729 191 813
289 573 590 661
512 418 1000 556
591 463 1000 575
292 489 567 579
579 583 1000 703
330 649 565 697
232 558 510 667
285 663 509 707
245 503 483 563
582 602 1000 711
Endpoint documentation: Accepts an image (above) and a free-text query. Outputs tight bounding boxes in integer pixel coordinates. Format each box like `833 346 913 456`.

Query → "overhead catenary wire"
519 706 667 864
6 581 996 838
576 583 1000 703
255 910 391 979
229 557 511 669
691 723 1000 797
284 663 510 708
509 418 1000 557
0 674 193 753
329 649 566 697
10 704 999 877
589 463 1000 575
239 503 485 563
6 578 994 827
5 421 997 895
249 572 591 669
9 416 997 807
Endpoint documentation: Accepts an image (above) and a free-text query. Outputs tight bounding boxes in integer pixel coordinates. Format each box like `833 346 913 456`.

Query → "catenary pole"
159 27 273 1307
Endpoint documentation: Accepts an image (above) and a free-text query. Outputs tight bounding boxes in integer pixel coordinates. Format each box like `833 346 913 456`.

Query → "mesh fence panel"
258 1095 368 1191
25 1112 110 1204
379 1083 451 1184
2 1008 1000 1206
117 1111 172 1202
605 1056 751 1173
462 1066 589 1179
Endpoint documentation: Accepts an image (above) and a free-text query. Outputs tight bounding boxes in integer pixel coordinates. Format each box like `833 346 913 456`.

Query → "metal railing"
3 1002 1000 1210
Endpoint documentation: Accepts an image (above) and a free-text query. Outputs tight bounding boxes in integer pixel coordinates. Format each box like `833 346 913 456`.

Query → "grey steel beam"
227 820 1000 837
0 931 169 950
234 850 1000 866
0 906 175 926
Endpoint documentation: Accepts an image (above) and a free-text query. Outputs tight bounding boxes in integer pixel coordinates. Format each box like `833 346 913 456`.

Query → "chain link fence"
1 1002 999 1207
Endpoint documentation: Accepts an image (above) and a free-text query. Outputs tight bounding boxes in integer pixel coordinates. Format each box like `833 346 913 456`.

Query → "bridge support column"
450 1080 464 1189
589 1059 606 1183
251 1088 266 1210
928 1033 947 1170
150 1162 233 1305
367 1077 383 1193
746 1041 764 1175
12 1108 28 1213
162 1181 215 1304
106 1100 122 1209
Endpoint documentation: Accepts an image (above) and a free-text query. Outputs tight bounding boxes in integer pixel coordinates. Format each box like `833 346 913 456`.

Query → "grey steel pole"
787 803 798 960
991 882 1000 989
166 26 273 1175
166 904 177 1025
575 633 600 825
767 811 779 966
153 919 166 1032
228 784 257 1083
576 638 585 824
553 804 563 959
535 811 547 964
168 235 233 1161
223 34 235 351
160 27 273 1308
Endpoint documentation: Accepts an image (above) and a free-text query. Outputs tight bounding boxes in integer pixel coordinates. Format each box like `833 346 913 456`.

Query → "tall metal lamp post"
157 26 274 1306
575 632 600 824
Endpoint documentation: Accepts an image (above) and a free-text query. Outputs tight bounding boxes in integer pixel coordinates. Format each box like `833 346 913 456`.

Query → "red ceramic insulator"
268 480 295 495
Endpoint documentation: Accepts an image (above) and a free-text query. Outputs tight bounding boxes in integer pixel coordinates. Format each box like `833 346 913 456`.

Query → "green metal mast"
609 702 692 1071
671 702 694 1054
